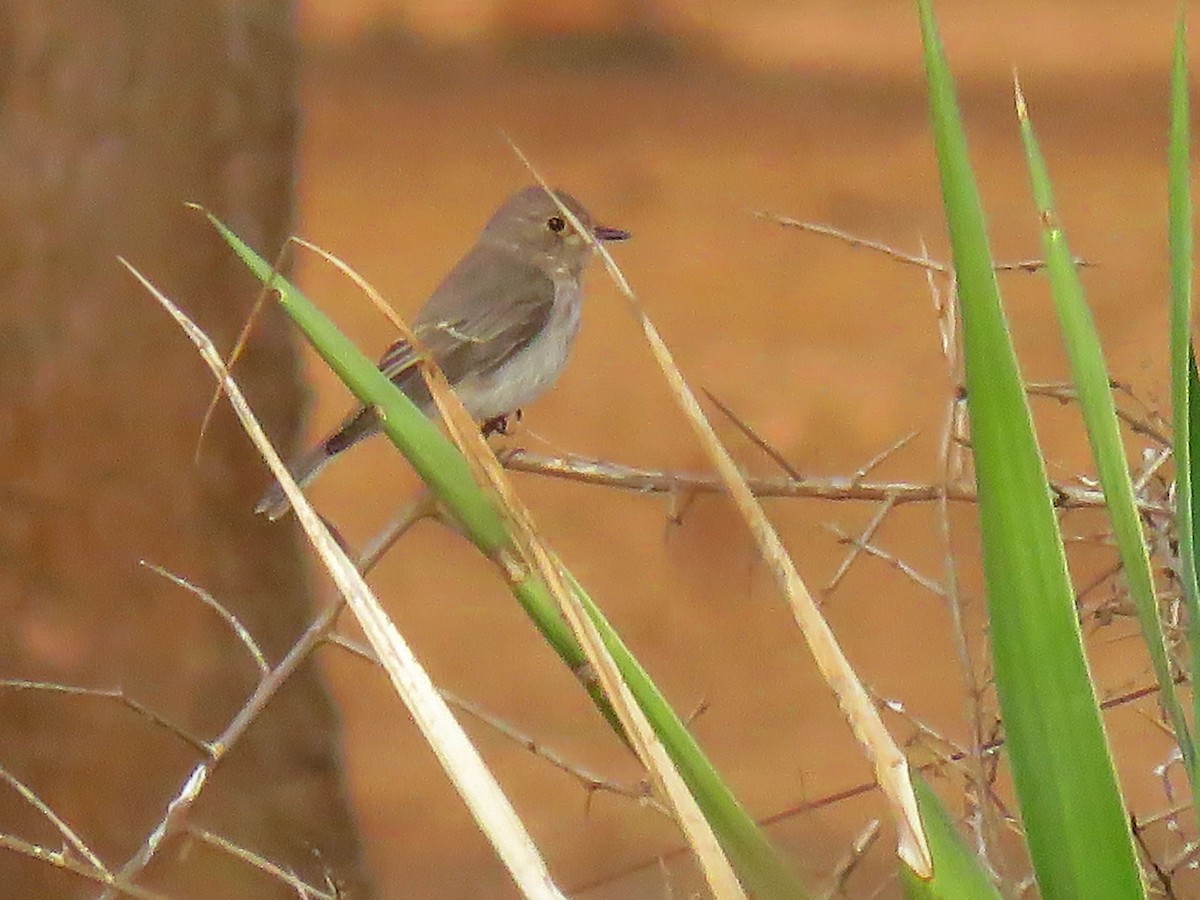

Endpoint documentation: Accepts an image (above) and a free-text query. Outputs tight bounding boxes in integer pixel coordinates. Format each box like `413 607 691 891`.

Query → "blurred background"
283 0 1190 897
286 2 1186 897
0 1 1186 897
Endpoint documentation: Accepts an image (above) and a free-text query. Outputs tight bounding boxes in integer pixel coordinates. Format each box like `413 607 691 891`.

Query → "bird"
256 185 630 520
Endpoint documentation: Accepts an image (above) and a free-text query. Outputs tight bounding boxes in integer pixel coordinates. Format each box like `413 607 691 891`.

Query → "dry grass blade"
120 257 567 900
521 164 933 874
195 245 290 465
290 231 748 899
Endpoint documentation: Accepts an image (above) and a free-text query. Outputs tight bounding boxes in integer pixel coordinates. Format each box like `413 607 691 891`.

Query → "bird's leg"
481 414 508 436
481 409 523 437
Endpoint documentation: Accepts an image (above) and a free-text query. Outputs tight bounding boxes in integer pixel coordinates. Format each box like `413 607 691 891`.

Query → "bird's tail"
255 406 380 520
254 444 334 521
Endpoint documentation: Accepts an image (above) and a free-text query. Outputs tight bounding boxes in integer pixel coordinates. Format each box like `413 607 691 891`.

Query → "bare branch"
824 496 898 595
102 602 342 895
499 449 1171 517
1027 382 1171 447
0 834 168 900
356 491 438 574
816 819 882 900
186 826 339 899
140 561 269 676
853 431 919 484
0 762 108 874
825 525 947 599
757 212 1088 273
446 688 665 815
0 680 208 755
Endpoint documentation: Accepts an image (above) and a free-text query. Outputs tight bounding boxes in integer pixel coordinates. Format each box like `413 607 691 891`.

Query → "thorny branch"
498 447 1174 518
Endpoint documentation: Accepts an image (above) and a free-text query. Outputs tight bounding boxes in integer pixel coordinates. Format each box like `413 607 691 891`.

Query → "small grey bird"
256 185 630 519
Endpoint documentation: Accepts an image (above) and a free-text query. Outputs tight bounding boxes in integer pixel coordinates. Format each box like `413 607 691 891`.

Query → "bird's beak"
593 224 631 242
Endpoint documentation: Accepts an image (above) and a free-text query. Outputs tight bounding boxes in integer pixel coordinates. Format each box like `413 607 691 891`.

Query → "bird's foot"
482 409 522 437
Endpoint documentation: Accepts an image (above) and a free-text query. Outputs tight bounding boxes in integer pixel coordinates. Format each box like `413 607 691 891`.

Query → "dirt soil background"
287 4 1189 897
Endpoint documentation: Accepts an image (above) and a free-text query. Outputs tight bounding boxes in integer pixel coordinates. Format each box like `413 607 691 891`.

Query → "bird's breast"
456 279 583 420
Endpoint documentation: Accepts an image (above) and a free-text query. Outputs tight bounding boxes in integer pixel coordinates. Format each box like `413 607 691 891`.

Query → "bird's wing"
316 251 557 456
390 248 558 384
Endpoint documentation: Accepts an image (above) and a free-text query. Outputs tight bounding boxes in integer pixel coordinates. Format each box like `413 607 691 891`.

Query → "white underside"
452 279 582 420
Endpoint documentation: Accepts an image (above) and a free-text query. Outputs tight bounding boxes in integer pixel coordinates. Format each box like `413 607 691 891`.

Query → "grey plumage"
256 185 629 520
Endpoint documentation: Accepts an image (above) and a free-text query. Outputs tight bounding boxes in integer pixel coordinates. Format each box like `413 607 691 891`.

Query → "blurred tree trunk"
0 2 372 897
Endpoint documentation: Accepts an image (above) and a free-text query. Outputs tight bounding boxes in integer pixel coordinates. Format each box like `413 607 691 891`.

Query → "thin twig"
326 631 665 814
355 490 438 574
101 600 343 896
1027 382 1171 447
757 212 1089 274
0 834 168 900
1130 814 1179 900
140 561 269 676
186 826 339 900
825 525 947 598
702 388 803 480
0 680 208 755
853 431 919 484
0 762 108 874
824 496 898 594
446 689 666 815
1132 798 1193 831
930 272 1007 880
816 819 882 900
1133 446 1173 493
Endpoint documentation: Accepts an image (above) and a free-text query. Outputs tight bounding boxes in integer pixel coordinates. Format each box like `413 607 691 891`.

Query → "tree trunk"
0 2 372 896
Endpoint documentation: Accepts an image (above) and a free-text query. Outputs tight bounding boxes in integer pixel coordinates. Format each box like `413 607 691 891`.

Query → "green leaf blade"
1015 82 1193 770
902 775 1002 899
917 3 1145 897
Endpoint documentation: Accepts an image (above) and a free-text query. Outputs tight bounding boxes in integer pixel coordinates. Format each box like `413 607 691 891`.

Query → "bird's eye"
547 215 566 233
